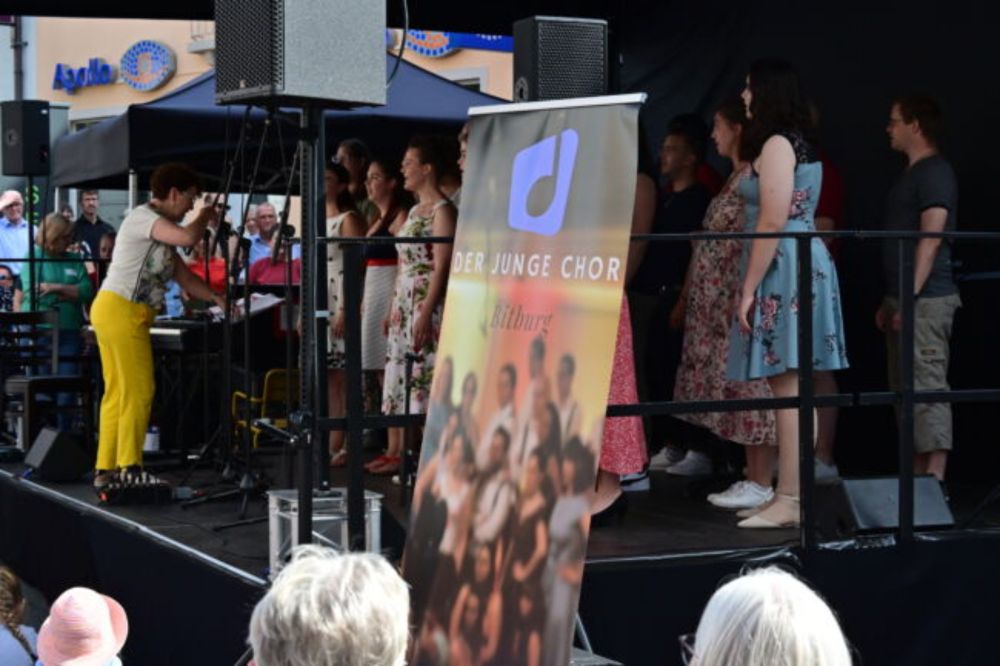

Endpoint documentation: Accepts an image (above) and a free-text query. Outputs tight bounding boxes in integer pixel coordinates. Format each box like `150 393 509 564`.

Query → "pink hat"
37 587 129 666
0 189 24 210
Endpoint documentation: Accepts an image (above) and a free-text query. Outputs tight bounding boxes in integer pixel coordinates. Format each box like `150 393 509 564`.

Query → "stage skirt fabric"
361 261 397 370
599 297 647 475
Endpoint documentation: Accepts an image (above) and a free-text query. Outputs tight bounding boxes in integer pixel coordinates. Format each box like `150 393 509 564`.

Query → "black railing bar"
0 256 111 263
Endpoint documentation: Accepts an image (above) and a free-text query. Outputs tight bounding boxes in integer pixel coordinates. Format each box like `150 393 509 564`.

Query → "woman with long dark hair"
727 59 848 528
324 161 367 467
673 99 776 511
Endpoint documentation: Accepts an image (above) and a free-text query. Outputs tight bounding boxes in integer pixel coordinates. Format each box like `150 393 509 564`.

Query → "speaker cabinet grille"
514 16 608 102
215 0 284 102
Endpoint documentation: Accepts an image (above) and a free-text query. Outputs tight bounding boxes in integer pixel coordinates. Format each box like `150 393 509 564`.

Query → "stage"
4 452 1000 665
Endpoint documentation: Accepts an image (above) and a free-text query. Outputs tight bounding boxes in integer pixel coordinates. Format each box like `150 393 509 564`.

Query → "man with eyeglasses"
878 94 961 483
0 190 32 277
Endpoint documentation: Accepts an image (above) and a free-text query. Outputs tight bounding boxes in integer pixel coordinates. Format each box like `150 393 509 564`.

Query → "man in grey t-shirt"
877 94 961 482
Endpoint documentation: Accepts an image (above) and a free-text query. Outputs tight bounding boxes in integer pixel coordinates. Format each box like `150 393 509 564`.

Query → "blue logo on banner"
508 130 579 236
403 30 513 57
120 41 176 92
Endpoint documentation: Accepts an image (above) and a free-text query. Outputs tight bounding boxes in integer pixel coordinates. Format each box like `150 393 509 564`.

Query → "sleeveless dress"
381 201 448 415
326 213 347 368
726 133 849 380
361 222 398 370
674 167 776 446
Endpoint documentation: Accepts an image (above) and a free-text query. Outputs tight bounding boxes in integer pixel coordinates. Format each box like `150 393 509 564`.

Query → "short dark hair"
338 138 372 164
667 113 710 163
530 335 546 362
500 363 517 390
78 189 99 203
149 163 203 200
559 353 576 377
893 94 944 146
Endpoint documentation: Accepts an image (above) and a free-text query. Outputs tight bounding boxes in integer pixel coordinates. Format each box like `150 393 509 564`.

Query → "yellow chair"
231 369 300 449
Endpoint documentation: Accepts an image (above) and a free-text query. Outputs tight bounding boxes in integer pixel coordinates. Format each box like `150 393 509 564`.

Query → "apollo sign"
52 58 115 94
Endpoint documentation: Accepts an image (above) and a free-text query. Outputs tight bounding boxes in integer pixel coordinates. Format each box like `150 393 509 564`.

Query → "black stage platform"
5 456 1000 665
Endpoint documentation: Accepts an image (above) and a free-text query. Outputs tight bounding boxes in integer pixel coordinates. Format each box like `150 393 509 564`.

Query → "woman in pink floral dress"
673 99 776 510
371 136 457 475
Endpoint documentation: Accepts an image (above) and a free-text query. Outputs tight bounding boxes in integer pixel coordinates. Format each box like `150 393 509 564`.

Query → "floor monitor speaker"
24 427 91 482
814 475 954 540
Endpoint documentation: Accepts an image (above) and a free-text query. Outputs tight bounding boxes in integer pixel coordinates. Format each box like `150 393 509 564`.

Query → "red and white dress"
599 297 647 474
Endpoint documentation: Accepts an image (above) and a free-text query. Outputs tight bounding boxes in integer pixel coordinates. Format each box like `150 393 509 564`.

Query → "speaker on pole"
814 476 954 540
24 427 91 482
1 100 50 177
213 0 385 108
513 16 609 102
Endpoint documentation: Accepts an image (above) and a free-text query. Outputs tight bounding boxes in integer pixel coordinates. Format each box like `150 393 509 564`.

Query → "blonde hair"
693 566 852 666
248 545 410 666
36 213 73 253
0 566 33 658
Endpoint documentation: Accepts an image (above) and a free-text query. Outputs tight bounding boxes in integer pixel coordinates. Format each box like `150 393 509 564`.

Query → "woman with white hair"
682 566 852 666
248 545 409 666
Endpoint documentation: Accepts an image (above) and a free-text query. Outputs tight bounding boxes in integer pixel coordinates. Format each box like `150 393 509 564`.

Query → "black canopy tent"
51 54 503 190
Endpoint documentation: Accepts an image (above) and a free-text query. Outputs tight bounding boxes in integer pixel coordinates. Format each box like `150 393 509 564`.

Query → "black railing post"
796 235 816 550
342 241 366 550
898 238 916 542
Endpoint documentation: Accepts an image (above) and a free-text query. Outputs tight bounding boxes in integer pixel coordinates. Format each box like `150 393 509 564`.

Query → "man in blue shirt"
241 202 299 281
0 190 32 276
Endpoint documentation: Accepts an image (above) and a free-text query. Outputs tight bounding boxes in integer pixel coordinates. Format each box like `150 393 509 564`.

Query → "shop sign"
402 30 513 58
120 40 176 92
52 58 115 94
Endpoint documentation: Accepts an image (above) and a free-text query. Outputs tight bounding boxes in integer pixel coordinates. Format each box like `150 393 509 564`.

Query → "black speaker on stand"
513 16 609 102
1 100 50 177
814 475 954 540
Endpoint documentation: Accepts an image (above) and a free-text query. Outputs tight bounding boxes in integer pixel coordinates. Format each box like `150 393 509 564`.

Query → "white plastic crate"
267 488 383 577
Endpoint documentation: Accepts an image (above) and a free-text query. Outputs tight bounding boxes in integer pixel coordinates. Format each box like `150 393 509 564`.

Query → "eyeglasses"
679 633 696 665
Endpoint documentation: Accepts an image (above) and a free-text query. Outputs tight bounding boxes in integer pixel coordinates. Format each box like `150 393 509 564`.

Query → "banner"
404 95 643 666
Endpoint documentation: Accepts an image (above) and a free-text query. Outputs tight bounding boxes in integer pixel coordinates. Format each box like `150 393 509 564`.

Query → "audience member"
727 59 848 529
247 242 301 285
0 190 31 276
71 190 115 261
36 587 128 666
684 567 851 666
186 235 228 294
878 94 960 482
248 545 409 666
0 566 37 666
0 264 24 313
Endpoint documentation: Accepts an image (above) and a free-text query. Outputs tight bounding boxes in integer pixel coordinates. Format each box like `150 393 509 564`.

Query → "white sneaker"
815 459 840 482
649 445 687 470
707 480 774 510
620 470 650 492
664 450 712 476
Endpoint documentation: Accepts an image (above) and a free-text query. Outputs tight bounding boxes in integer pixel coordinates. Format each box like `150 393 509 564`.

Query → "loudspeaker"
214 0 385 108
1 100 50 176
815 476 954 540
513 16 609 102
24 428 90 482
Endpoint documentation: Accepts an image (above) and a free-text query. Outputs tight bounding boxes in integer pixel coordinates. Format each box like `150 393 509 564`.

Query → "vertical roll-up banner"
404 94 644 665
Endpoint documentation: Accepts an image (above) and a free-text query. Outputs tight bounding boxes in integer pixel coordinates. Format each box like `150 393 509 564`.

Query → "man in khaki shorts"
877 93 961 482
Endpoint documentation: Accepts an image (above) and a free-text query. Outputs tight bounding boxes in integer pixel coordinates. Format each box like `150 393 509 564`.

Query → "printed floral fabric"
674 168 776 446
134 242 174 311
599 297 647 474
327 213 347 369
726 135 849 381
381 204 444 415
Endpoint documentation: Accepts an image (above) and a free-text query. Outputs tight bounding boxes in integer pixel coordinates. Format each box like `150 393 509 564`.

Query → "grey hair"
248 546 410 666
692 566 851 666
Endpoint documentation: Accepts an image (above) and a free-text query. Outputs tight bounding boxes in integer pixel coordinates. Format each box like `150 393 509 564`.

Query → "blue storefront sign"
52 58 115 94
394 30 513 58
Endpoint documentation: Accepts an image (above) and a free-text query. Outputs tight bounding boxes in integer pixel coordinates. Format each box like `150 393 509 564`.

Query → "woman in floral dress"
371 136 457 475
325 162 366 466
727 60 848 528
673 99 776 511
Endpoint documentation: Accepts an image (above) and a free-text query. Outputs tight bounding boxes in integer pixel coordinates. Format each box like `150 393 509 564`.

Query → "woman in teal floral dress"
727 60 848 529
371 136 457 475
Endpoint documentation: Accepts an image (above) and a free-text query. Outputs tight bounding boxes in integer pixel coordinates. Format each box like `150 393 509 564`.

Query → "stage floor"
6 451 1000 579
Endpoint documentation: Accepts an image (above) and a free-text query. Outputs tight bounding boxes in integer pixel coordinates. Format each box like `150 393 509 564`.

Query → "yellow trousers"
91 290 156 470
